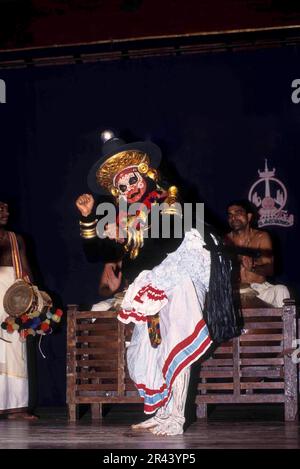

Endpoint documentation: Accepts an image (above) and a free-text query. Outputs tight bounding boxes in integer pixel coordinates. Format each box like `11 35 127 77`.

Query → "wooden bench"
196 299 298 421
66 300 298 421
66 307 141 421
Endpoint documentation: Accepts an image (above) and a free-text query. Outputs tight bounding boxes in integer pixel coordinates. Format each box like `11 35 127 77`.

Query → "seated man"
225 199 289 307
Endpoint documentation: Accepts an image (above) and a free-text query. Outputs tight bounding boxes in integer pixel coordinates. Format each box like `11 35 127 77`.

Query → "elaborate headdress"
87 130 162 195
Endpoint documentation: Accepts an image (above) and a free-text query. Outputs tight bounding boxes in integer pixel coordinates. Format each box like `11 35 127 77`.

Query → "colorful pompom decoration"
1 307 63 341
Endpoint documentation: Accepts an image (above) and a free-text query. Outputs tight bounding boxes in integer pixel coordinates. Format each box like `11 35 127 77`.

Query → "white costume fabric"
118 229 213 414
0 267 28 411
91 298 115 312
250 282 290 307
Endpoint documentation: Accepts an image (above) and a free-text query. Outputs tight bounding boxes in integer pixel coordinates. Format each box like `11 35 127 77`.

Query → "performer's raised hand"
76 193 95 217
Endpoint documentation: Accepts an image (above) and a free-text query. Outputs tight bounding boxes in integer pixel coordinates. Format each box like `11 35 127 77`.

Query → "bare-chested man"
225 200 289 307
0 201 38 420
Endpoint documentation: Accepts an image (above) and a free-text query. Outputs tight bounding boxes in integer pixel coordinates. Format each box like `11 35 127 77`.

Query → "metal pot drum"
3 279 52 318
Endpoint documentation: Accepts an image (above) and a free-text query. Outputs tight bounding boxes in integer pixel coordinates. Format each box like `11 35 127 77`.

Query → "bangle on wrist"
79 216 98 239
80 228 97 239
79 219 97 227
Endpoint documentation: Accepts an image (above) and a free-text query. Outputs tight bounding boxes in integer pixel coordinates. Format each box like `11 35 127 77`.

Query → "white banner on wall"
248 160 294 228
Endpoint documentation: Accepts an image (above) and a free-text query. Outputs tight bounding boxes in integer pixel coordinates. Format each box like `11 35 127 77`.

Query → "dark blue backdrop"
0 46 299 405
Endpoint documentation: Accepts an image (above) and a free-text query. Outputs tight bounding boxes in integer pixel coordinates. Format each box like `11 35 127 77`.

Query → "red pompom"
20 314 30 323
6 324 14 333
40 322 50 332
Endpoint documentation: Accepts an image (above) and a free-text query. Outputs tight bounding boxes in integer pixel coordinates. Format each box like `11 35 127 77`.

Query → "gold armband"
80 227 97 239
79 219 98 239
79 219 97 227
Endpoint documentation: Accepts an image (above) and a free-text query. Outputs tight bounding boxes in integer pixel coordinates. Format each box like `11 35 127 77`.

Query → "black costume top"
80 183 242 344
81 203 182 285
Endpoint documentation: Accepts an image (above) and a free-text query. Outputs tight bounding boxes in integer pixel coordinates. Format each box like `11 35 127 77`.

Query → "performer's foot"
131 416 159 430
149 417 184 436
131 406 171 431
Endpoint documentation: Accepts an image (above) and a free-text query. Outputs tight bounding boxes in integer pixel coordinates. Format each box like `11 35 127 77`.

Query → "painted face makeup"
115 167 147 203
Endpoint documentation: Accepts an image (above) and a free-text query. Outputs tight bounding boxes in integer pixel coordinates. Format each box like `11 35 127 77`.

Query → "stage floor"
0 404 299 449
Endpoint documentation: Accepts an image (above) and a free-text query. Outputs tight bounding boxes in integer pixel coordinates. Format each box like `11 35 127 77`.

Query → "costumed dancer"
76 131 241 435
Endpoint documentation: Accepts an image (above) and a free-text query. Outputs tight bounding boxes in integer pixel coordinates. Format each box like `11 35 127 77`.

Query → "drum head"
3 279 34 318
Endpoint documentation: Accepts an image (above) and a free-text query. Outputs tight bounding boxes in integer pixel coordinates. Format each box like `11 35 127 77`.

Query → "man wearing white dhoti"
77 131 241 435
0 266 28 411
0 201 37 420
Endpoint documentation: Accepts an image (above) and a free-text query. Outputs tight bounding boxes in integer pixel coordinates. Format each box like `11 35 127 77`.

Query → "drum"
3 279 52 318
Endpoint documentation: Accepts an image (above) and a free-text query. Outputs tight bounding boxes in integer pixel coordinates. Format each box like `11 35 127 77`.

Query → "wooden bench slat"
213 347 233 354
198 383 234 390
76 323 115 329
240 358 284 365
242 309 283 316
196 394 285 403
76 384 119 391
76 372 118 379
75 311 118 319
199 371 234 378
240 334 283 341
76 337 120 344
201 359 234 366
241 370 282 378
240 346 282 353
76 359 117 366
241 322 283 329
76 324 118 331
76 346 118 352
240 382 284 389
